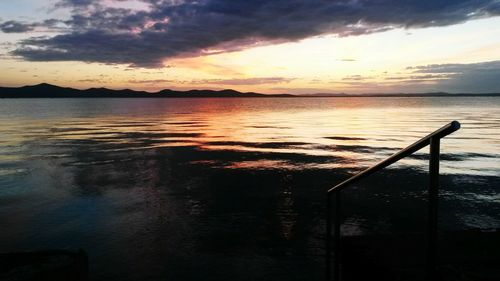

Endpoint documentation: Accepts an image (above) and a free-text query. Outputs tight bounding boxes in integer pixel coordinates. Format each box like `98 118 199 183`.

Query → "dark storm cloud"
328 60 500 93
8 0 500 67
384 74 454 81
407 60 500 92
56 0 95 7
408 60 500 74
0 21 37 33
0 19 63 33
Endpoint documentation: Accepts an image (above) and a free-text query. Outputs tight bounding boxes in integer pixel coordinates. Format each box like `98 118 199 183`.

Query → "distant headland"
0 83 290 98
0 83 499 98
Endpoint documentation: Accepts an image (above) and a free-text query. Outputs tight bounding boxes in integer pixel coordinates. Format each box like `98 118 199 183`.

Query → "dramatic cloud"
0 19 62 33
332 60 500 93
408 60 500 74
0 21 37 33
7 0 500 67
56 0 95 8
407 60 500 92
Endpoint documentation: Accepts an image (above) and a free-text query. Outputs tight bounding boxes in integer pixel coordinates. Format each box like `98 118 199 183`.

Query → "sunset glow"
1 1 500 94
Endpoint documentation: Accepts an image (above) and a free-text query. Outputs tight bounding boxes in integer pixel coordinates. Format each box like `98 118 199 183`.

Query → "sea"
0 97 499 280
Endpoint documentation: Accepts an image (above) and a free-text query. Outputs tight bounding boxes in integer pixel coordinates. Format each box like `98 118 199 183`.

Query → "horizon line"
1 83 500 97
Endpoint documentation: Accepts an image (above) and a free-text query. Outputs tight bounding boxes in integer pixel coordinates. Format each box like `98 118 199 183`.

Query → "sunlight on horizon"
1 6 500 94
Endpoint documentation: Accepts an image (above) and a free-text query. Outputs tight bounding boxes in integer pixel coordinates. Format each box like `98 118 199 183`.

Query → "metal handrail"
326 121 460 281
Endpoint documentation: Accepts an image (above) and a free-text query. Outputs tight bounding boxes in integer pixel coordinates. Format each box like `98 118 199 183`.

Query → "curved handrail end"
451 120 461 131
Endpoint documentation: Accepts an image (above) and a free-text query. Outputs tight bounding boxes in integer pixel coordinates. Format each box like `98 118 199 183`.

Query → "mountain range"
0 83 291 98
1 83 499 98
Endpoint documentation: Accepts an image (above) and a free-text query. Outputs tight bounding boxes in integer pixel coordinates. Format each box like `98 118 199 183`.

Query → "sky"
0 0 500 94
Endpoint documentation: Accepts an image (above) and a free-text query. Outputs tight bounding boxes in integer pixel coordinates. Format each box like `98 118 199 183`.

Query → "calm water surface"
1 97 499 280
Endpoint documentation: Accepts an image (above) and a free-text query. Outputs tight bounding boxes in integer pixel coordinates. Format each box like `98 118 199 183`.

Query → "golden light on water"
2 97 498 174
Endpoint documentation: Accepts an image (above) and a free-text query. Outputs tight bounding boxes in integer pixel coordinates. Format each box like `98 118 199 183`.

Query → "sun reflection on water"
1 97 499 280
0 97 499 175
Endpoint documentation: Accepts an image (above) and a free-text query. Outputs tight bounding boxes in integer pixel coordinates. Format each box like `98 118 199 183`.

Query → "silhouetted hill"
1 83 499 98
0 83 293 98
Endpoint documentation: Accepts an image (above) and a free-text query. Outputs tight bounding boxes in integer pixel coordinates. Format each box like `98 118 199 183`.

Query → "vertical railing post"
325 122 458 281
326 192 332 281
334 191 341 281
427 137 440 280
